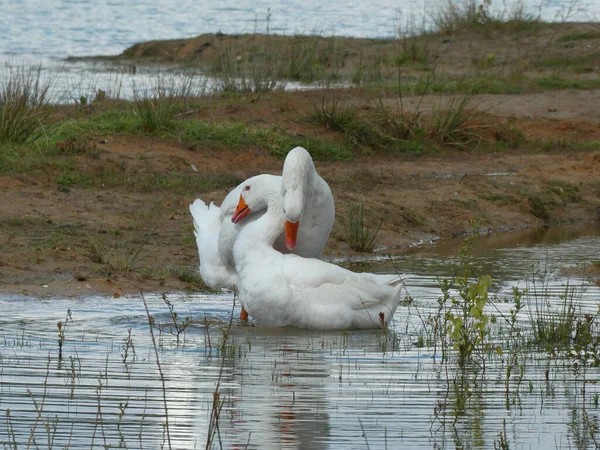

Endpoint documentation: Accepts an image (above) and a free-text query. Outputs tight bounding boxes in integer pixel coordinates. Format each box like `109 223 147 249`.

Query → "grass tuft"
87 231 154 274
133 74 205 133
210 40 284 93
343 202 383 252
0 66 53 144
429 0 540 34
527 192 553 221
308 96 425 153
428 91 484 148
557 31 600 42
210 33 343 89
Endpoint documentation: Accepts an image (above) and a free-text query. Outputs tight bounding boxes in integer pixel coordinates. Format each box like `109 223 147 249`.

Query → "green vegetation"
527 192 554 221
176 119 349 161
429 0 541 34
428 91 482 148
308 88 493 153
0 66 53 144
557 31 600 41
133 74 206 132
209 33 344 90
87 231 154 274
342 202 383 252
532 76 600 91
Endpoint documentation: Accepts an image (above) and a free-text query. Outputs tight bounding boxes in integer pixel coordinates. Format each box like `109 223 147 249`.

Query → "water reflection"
1 226 600 448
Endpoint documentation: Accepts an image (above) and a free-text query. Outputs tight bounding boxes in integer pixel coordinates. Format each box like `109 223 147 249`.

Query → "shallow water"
1 225 600 449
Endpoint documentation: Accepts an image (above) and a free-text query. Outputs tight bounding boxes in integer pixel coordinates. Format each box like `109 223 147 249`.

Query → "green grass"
342 202 383 252
452 198 478 210
548 180 582 204
168 266 208 286
534 55 600 74
54 111 348 161
306 97 387 150
527 192 554 221
175 120 349 161
87 233 151 274
531 77 600 91
308 90 509 153
209 34 344 88
307 96 429 153
528 278 581 352
428 91 483 148
429 0 541 34
557 31 600 42
480 192 514 203
53 110 138 138
133 74 204 132
0 66 54 144
373 73 600 98
56 171 93 186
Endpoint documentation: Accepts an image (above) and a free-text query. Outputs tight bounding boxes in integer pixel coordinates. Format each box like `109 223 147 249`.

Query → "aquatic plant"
121 327 136 365
430 231 500 371
527 271 580 352
160 293 191 346
141 291 173 450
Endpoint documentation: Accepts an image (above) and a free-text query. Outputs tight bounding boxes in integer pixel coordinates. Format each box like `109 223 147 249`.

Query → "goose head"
281 147 313 250
231 175 279 224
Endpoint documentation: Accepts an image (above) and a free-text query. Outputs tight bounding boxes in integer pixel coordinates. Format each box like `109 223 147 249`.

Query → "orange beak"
284 221 299 250
232 195 251 223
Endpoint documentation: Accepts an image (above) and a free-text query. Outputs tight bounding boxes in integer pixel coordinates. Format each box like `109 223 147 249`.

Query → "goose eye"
244 186 251 191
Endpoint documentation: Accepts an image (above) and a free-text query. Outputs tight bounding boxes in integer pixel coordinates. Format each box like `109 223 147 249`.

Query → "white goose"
280 146 335 257
189 147 335 290
231 176 403 330
189 174 280 289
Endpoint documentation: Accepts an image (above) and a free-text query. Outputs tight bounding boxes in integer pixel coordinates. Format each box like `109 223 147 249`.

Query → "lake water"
0 0 597 102
1 225 599 449
1 0 594 62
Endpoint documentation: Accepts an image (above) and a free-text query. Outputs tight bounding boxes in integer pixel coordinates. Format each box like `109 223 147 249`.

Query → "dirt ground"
1 110 599 298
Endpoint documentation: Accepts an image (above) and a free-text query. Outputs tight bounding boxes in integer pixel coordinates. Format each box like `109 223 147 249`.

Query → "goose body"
232 177 403 330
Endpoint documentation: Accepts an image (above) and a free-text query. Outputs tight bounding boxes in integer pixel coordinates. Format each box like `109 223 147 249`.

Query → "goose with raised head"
189 147 335 291
281 146 335 256
231 176 403 330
